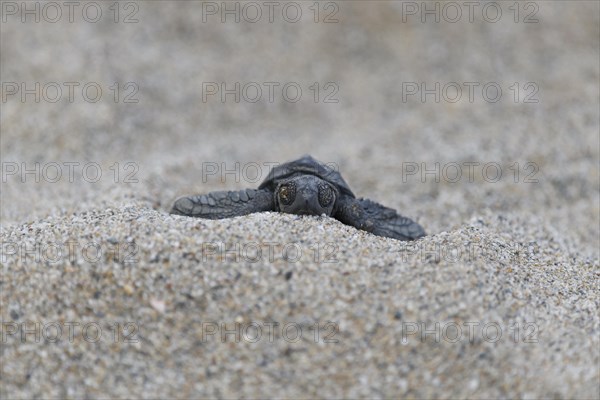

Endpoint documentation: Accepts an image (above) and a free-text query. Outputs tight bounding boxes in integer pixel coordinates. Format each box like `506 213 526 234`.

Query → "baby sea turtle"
171 155 425 241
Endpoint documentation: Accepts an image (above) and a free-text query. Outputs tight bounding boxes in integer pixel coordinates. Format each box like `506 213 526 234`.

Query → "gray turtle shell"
258 155 355 198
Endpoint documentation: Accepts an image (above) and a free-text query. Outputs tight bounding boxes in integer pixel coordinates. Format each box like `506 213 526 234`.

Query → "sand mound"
2 206 597 398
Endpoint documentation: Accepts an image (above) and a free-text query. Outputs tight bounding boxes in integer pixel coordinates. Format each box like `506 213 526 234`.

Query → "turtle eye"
318 183 334 207
278 183 296 206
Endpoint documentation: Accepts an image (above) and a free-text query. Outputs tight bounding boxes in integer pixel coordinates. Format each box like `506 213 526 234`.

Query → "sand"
1 1 599 398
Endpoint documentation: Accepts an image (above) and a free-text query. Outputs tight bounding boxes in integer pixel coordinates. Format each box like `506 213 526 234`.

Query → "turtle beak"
288 188 318 215
301 188 312 203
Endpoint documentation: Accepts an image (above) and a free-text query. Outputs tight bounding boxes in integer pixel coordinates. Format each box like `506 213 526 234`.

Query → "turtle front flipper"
357 198 425 241
334 196 425 241
171 189 275 219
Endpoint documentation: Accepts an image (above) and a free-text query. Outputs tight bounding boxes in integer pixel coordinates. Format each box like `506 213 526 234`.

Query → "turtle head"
275 175 337 216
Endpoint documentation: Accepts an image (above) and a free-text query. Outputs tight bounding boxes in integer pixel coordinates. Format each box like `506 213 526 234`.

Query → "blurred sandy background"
2 1 598 254
1 1 599 398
